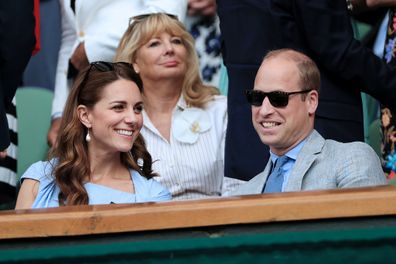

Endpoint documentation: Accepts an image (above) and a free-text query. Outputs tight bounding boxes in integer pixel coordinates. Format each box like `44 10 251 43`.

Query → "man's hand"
0 149 7 159
47 118 62 147
70 42 89 71
188 0 217 16
366 0 396 8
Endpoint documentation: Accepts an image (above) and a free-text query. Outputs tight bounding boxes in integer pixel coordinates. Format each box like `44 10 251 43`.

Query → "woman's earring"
86 129 91 142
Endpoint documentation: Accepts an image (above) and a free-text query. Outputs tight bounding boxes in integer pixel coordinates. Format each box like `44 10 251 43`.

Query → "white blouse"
141 95 243 200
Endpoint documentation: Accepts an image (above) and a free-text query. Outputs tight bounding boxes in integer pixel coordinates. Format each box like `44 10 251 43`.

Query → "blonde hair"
115 13 219 108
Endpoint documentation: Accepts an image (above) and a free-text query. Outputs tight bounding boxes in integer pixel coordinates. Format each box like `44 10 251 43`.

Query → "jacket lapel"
257 160 273 192
284 130 325 191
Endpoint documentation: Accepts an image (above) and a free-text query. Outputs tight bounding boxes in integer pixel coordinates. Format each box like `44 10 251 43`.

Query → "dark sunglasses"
79 61 132 89
128 13 178 26
245 89 313 108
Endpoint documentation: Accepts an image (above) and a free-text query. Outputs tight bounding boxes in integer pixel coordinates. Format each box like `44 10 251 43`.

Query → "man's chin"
259 136 279 147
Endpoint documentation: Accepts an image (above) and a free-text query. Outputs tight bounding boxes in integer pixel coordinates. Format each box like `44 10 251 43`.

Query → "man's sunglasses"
245 89 313 108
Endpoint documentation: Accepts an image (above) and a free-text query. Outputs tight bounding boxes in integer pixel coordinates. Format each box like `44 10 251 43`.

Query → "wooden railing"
1 185 396 239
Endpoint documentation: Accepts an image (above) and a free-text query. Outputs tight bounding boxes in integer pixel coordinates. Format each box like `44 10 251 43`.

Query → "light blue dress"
21 159 171 208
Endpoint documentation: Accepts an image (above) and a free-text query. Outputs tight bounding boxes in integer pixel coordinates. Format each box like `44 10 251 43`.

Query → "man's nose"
258 97 275 115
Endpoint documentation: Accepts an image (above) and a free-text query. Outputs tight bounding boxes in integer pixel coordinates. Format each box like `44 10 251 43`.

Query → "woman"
15 62 171 209
115 13 243 200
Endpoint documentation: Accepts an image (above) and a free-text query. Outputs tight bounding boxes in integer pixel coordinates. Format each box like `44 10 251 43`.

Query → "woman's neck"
142 78 183 142
88 151 134 193
142 78 183 115
88 151 126 181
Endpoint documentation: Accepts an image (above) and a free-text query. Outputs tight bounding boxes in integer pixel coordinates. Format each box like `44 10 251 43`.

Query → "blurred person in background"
0 0 36 209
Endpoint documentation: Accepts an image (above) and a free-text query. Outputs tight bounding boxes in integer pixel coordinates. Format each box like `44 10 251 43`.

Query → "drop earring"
86 129 91 142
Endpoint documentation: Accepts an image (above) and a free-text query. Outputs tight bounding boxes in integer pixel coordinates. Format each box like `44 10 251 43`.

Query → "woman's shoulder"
205 95 227 120
204 95 227 112
21 159 57 182
20 159 60 208
130 170 171 201
211 95 227 105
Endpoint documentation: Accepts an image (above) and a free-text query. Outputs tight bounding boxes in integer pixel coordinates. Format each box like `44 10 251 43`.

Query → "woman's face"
133 32 188 82
85 79 143 154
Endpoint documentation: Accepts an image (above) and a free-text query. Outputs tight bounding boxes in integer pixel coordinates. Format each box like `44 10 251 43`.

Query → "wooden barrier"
1 185 396 239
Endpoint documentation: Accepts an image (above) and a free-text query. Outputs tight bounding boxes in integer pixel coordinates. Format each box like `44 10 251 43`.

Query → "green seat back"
368 119 382 158
15 87 53 179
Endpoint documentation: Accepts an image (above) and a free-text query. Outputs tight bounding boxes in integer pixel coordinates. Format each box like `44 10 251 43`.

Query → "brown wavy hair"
49 62 157 206
114 13 219 108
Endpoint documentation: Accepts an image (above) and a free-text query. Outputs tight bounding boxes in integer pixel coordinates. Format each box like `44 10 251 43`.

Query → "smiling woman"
15 62 171 209
115 13 244 200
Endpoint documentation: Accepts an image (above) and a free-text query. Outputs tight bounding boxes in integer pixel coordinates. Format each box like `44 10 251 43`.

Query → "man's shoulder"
303 130 375 156
227 170 267 196
322 138 375 156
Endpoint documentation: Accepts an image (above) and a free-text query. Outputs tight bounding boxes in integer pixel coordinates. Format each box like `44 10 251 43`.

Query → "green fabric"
389 177 396 185
15 87 53 179
1 225 396 263
218 63 228 96
351 18 380 146
368 118 382 157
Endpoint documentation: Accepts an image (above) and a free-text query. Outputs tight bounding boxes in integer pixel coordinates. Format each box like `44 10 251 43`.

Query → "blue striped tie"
263 156 289 193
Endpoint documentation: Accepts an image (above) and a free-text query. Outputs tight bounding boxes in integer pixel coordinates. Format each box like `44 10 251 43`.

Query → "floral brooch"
173 107 211 144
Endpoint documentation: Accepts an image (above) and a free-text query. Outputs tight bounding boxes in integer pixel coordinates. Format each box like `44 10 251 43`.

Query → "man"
217 0 396 182
230 49 386 196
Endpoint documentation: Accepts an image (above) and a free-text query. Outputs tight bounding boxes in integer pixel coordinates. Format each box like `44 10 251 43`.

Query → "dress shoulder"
22 159 60 208
21 159 56 185
131 170 171 202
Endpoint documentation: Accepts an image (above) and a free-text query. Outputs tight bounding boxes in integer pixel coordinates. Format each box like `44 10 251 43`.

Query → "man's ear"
306 90 319 115
77 105 92 128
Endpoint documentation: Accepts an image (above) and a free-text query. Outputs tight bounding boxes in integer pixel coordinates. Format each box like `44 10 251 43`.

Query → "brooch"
173 107 211 144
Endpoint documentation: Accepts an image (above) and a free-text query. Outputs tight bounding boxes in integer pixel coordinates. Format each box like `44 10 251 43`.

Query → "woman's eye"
134 104 143 114
148 40 160 47
171 38 182 44
112 105 124 111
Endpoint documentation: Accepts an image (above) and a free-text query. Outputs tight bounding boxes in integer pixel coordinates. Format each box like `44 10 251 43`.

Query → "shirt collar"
269 137 308 163
143 95 212 144
176 95 188 111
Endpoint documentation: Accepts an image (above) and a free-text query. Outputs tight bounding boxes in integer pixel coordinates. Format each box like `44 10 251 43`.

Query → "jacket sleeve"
293 0 396 108
51 0 77 117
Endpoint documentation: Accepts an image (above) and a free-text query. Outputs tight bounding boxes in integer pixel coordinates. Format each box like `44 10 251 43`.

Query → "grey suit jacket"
229 130 387 196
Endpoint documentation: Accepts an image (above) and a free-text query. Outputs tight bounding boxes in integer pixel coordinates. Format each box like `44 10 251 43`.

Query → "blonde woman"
115 13 243 200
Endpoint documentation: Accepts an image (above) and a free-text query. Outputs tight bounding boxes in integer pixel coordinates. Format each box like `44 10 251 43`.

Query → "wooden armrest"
2 185 396 239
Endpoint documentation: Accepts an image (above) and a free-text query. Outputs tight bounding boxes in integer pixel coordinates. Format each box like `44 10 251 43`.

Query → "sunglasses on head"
79 61 133 89
128 13 179 26
245 89 313 108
